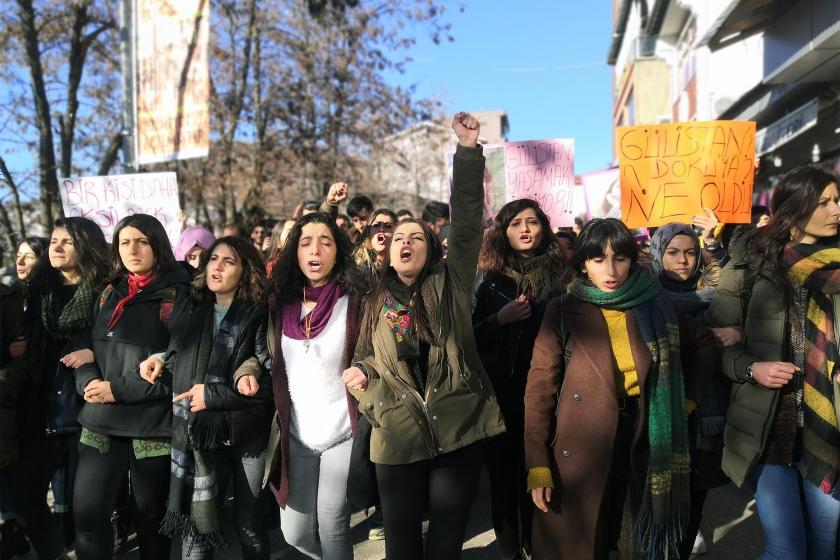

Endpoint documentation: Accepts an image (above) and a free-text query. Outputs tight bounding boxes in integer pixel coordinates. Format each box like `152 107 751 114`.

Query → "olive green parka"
349 144 506 465
706 235 840 486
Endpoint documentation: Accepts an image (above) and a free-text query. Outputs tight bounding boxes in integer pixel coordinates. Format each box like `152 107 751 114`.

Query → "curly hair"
478 199 563 275
191 236 265 303
267 212 363 305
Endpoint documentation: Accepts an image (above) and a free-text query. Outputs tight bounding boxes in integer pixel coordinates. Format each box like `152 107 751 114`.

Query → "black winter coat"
75 268 190 438
472 273 548 424
17 282 87 437
165 298 273 444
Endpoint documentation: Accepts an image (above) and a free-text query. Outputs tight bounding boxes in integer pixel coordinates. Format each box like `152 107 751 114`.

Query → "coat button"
432 416 438 420
401 394 406 399
366 403 374 410
573 394 582 403
562 450 572 458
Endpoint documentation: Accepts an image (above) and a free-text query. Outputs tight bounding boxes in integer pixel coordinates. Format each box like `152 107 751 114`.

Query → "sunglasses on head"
369 222 395 234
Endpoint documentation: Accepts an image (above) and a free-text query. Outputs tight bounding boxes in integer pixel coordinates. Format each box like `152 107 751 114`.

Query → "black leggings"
483 431 531 560
74 436 171 560
10 432 76 559
376 444 481 560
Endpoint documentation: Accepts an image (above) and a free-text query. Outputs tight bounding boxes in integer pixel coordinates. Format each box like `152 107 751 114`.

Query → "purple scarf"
281 281 345 340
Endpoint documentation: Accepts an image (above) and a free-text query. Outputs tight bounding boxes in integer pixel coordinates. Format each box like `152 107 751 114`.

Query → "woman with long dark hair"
525 218 715 559
264 211 363 560
9 218 110 558
138 236 273 559
73 214 190 559
341 114 505 560
707 166 840 559
14 236 49 286
472 198 564 560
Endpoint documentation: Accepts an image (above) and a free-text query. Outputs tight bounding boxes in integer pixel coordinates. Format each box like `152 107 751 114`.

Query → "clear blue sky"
394 0 615 175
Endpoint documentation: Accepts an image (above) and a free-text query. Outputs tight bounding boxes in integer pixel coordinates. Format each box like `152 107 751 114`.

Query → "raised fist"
452 112 480 148
327 182 349 205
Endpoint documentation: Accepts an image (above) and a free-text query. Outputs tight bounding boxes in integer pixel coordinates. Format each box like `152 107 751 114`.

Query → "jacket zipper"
390 370 437 457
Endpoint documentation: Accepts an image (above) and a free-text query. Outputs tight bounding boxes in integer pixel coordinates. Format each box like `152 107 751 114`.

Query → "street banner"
135 0 210 165
448 138 576 228
58 172 182 246
580 167 621 220
616 120 756 228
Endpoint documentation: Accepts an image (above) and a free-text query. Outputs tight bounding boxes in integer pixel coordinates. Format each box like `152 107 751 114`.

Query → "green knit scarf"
570 267 691 560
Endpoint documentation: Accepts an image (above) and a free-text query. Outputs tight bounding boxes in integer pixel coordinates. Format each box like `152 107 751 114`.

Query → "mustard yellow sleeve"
527 467 554 491
686 399 697 415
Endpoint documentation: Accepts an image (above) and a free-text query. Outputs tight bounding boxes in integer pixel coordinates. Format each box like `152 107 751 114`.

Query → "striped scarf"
571 267 691 559
784 244 840 496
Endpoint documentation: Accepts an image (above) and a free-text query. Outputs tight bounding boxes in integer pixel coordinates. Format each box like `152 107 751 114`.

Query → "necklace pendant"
304 339 311 352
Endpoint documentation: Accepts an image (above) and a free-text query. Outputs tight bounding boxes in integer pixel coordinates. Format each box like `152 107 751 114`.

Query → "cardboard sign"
617 121 756 228
58 172 182 246
448 139 576 227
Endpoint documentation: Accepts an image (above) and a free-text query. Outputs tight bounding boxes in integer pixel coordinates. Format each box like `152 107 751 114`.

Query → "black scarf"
162 300 254 548
40 281 95 342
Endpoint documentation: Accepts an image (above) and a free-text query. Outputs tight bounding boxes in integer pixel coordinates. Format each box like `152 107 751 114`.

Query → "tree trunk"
0 156 26 244
17 0 60 230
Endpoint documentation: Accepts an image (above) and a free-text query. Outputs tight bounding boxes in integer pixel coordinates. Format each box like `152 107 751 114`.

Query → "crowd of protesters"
1 112 840 560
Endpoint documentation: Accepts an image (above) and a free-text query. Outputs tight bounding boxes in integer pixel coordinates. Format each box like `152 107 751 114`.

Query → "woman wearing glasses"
353 209 398 283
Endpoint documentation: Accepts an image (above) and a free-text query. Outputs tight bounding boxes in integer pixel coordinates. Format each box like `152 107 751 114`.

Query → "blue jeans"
750 463 840 560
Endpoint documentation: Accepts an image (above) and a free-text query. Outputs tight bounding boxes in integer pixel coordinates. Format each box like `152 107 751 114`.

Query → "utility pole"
119 0 138 172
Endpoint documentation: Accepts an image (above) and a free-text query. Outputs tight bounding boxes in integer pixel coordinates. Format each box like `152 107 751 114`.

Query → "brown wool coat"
523 296 715 559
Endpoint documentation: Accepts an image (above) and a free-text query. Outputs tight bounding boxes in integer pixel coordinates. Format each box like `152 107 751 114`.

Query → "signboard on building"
617 120 756 227
755 98 819 156
58 172 182 246
135 0 210 165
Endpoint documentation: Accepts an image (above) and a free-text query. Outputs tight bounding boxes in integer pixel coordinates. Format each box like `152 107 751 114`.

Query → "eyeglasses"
369 222 395 234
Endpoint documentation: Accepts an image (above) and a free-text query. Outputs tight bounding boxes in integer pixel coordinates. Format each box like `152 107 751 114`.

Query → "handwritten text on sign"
58 172 182 246
617 121 756 228
505 139 576 227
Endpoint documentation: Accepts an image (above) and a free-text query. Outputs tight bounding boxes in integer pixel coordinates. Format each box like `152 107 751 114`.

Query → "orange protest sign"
617 120 756 228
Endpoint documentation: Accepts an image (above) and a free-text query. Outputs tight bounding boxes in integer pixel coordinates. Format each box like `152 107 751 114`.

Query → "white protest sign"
58 172 182 246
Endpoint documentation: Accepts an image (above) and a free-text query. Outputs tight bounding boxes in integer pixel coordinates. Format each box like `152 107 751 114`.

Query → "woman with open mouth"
341 113 506 560
353 208 397 284
137 236 273 559
263 212 364 560
73 214 191 559
472 198 565 560
525 217 715 559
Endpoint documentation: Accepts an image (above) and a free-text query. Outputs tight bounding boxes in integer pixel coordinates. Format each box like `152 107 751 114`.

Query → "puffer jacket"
349 144 506 465
706 234 840 486
75 268 190 438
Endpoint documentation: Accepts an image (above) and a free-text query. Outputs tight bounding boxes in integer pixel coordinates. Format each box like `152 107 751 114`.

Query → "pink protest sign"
504 139 576 227
58 172 182 246
447 138 576 227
